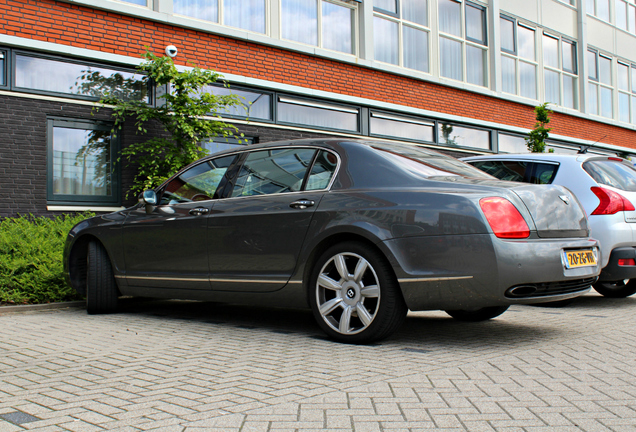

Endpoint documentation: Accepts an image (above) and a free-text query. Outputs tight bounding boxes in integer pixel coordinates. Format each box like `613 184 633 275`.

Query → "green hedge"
0 213 93 305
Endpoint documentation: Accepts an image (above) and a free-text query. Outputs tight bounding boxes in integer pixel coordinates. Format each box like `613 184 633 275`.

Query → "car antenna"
578 135 607 154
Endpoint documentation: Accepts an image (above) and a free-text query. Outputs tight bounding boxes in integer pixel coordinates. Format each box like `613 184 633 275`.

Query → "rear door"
207 147 338 292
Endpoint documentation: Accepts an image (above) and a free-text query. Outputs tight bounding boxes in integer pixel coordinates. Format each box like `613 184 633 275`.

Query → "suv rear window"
583 159 636 191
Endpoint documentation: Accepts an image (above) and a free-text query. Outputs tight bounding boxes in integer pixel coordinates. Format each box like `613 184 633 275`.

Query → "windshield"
583 159 636 192
372 143 494 179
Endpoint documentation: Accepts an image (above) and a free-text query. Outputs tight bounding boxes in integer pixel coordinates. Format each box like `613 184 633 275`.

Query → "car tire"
445 306 509 322
309 242 407 344
86 240 119 314
592 279 636 298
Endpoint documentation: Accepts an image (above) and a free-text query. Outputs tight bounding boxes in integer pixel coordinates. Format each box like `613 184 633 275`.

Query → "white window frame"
500 16 538 100
542 33 578 109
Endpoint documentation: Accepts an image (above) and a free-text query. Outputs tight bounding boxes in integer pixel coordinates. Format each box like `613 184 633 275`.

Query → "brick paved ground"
0 293 635 431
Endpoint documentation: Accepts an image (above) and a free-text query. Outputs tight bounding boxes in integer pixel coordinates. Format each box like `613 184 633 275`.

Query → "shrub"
0 213 93 305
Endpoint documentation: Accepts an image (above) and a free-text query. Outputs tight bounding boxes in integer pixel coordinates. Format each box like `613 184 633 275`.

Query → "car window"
305 150 338 191
372 143 492 178
583 159 636 191
231 148 317 197
160 155 237 205
527 162 558 184
468 160 527 182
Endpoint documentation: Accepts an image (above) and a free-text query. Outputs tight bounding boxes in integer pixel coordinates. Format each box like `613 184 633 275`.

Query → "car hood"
428 176 589 238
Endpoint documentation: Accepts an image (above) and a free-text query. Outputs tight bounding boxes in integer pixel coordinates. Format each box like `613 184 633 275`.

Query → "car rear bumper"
598 246 636 282
383 234 601 311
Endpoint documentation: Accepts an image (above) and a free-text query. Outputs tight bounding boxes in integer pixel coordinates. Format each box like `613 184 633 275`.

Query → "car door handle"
189 207 210 216
289 199 315 210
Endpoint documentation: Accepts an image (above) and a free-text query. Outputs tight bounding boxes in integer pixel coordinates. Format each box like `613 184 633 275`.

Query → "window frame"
373 0 430 72
587 49 614 118
368 110 436 144
202 82 275 123
542 32 578 109
499 17 538 100
276 95 362 133
438 0 489 87
46 117 121 206
0 49 7 89
12 50 150 103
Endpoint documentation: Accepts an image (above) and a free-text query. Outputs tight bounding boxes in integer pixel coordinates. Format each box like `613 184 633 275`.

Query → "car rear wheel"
86 240 119 314
593 279 636 298
309 242 407 343
445 306 509 322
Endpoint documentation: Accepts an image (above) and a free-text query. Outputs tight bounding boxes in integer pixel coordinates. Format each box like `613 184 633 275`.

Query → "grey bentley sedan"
64 139 601 343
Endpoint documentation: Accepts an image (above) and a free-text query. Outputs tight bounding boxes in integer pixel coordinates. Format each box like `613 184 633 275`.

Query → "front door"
122 154 238 290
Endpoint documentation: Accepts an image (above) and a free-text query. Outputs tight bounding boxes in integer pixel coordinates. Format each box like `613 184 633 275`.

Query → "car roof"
461 153 626 164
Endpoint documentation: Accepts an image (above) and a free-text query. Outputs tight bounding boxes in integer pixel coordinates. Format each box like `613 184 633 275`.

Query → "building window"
120 0 148 5
277 96 359 132
498 133 529 153
174 0 266 34
588 50 613 118
500 16 537 99
373 0 430 72
15 53 147 102
438 123 491 150
588 0 611 21
543 34 577 109
47 119 119 205
617 61 636 124
202 136 254 154
369 112 434 142
202 84 273 120
281 0 356 54
439 0 488 87
0 51 5 87
615 0 636 34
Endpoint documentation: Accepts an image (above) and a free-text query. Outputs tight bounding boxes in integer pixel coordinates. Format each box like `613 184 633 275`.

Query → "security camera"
165 45 178 58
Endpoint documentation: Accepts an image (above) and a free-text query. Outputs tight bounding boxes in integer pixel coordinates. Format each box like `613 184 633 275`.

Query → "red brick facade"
2 0 635 149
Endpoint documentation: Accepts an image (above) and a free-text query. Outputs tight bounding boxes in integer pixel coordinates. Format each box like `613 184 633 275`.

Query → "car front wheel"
309 242 407 343
445 306 509 322
86 240 119 314
593 279 636 298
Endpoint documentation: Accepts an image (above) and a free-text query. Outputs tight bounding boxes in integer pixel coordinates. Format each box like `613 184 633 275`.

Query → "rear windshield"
583 159 636 192
372 143 493 179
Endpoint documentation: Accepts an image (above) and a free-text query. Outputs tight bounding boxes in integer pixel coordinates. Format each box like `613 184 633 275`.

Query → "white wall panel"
615 31 636 63
541 1 577 37
586 18 616 53
500 0 538 22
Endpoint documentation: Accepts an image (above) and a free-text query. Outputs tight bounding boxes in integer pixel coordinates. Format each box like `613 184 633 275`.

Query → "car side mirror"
142 190 157 214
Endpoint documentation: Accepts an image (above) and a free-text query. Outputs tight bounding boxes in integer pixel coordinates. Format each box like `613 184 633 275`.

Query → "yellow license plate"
563 249 597 269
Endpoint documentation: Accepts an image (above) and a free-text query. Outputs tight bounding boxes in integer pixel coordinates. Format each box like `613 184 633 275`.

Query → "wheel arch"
68 234 119 297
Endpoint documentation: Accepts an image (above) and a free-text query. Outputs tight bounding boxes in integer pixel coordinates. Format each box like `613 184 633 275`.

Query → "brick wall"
1 0 635 150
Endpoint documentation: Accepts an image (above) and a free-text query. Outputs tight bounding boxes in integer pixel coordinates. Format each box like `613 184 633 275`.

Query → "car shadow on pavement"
112 297 592 348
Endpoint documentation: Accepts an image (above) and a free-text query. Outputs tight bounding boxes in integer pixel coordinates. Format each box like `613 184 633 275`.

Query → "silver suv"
462 153 636 298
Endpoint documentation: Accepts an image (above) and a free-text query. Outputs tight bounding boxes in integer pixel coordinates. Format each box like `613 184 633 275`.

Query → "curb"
0 301 86 315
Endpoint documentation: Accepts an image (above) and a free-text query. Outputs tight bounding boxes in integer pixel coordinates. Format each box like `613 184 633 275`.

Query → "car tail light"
590 187 635 215
479 197 530 239
618 258 636 266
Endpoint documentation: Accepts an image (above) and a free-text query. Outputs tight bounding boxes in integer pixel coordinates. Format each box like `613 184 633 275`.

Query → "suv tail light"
479 197 530 239
590 187 635 215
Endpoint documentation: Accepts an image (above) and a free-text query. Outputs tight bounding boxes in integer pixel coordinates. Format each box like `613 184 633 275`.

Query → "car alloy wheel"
309 242 407 343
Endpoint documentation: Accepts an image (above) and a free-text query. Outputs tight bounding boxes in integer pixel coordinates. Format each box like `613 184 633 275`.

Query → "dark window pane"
161 155 236 204
469 160 527 182
527 162 558 184
277 97 359 131
16 55 147 101
231 148 317 197
0 51 4 86
52 127 112 197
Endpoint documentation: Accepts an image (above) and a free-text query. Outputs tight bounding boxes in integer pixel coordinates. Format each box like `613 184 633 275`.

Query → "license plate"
563 249 597 269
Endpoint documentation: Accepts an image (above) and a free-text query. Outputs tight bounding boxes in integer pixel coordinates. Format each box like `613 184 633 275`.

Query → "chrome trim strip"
120 275 288 284
209 278 287 284
398 276 474 283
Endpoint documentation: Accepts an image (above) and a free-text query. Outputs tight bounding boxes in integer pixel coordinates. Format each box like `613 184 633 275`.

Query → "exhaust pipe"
506 285 538 298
